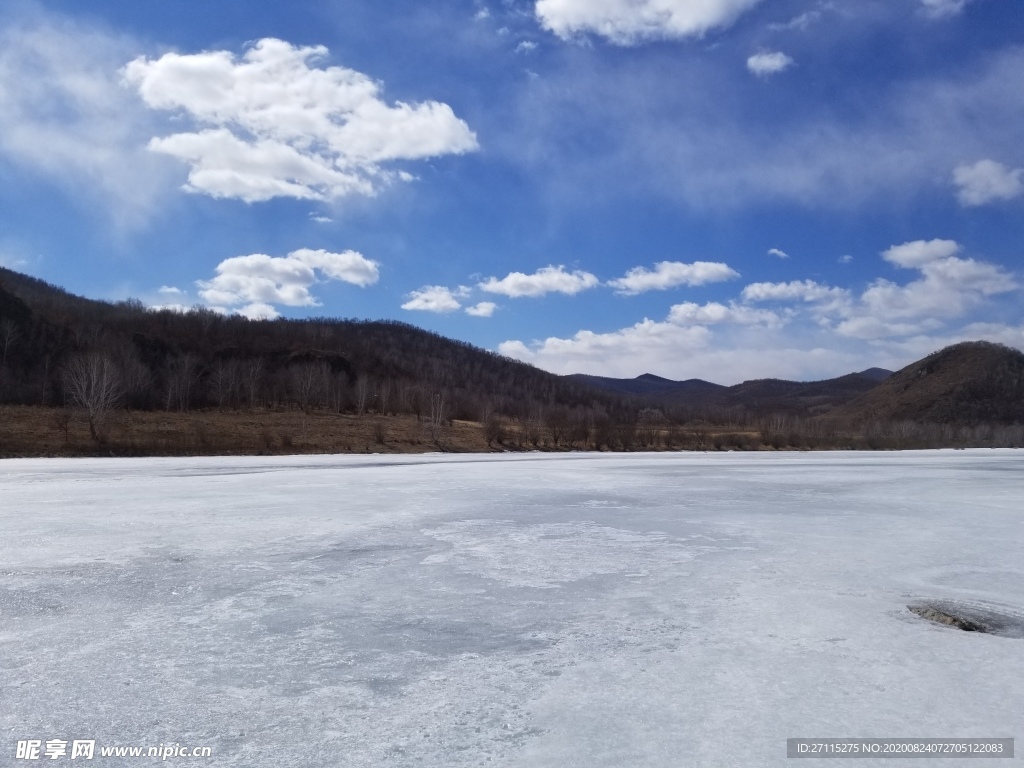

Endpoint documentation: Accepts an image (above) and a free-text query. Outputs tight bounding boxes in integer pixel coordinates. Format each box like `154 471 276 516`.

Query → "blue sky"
0 0 1021 384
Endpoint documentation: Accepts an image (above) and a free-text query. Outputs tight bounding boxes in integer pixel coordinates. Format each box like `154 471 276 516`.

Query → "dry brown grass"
0 406 495 458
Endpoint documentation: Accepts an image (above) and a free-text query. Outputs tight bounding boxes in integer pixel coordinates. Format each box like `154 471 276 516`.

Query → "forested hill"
0 266 631 423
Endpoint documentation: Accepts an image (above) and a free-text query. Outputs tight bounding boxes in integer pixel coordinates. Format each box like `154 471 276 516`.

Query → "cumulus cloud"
196 248 379 317
465 301 497 317
535 0 765 45
767 248 789 259
499 241 1021 381
157 285 184 295
0 11 175 228
746 51 794 77
401 285 464 313
479 265 599 298
742 279 849 304
497 310 862 383
149 303 191 314
608 260 739 295
123 38 479 203
856 244 1015 331
881 238 959 268
745 241 1017 340
667 301 780 327
234 302 279 320
953 159 1023 206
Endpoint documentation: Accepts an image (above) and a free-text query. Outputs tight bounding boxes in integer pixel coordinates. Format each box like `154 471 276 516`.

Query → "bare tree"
63 352 123 441
376 379 392 415
484 414 505 447
289 361 329 412
209 360 241 408
354 374 373 415
427 390 448 444
545 405 570 447
244 358 264 408
524 405 544 447
637 408 665 448
52 408 71 444
0 319 18 366
165 354 202 412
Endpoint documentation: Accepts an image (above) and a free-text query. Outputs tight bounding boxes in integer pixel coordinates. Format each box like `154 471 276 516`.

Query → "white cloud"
498 314 860 383
479 265 599 298
667 301 780 327
196 248 379 317
838 255 853 264
465 301 498 317
608 260 739 295
401 286 463 313
124 38 478 203
499 318 711 376
881 238 959 268
742 280 849 304
157 285 184 295
0 11 175 228
747 51 794 77
919 0 971 18
745 242 1017 341
515 41 538 53
953 159 1024 206
499 241 1022 381
235 302 280 320
535 0 765 45
288 248 379 287
858 251 1016 329
767 248 789 259
149 303 190 314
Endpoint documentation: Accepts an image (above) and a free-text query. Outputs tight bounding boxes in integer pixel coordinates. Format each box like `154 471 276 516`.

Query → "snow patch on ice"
422 520 696 588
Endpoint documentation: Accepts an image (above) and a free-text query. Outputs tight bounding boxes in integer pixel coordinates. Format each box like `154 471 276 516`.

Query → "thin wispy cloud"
0 12 175 229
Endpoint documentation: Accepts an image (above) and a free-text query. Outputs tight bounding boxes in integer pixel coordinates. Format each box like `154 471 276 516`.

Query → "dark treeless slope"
831 341 1024 425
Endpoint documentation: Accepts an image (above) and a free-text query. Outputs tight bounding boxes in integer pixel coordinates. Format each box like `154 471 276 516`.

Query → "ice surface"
1 451 1022 766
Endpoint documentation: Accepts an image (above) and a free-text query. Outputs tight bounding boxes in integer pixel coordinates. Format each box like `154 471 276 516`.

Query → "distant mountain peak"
857 367 893 382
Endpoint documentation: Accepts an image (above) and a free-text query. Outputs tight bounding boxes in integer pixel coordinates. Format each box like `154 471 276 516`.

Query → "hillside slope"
0 267 629 421
832 341 1024 425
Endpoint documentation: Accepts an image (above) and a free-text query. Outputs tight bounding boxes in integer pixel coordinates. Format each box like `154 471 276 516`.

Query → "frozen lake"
2 451 1022 766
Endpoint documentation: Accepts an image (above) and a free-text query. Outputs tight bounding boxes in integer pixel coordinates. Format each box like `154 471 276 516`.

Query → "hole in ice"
907 601 1024 638
908 604 985 632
